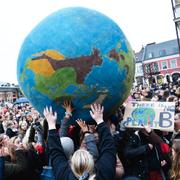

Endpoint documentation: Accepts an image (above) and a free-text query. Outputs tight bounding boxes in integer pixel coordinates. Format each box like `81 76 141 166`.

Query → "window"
172 47 178 54
162 61 167 69
136 64 143 75
170 59 177 69
144 64 151 74
159 49 166 56
153 63 159 72
148 52 154 59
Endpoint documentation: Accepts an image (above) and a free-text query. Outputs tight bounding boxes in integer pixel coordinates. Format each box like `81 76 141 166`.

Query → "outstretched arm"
44 107 71 179
60 100 73 137
76 119 99 160
90 104 116 180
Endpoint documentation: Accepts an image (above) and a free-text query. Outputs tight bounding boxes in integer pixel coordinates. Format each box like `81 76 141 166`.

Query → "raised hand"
161 160 167 167
90 104 104 125
62 100 74 119
76 119 88 132
62 100 73 113
43 106 57 130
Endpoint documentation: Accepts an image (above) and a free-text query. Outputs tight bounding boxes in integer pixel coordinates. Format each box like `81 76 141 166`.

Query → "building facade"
171 0 180 53
135 39 180 85
0 82 22 102
134 48 144 85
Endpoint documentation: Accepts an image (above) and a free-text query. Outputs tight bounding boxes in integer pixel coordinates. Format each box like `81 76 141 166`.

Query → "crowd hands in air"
0 81 179 180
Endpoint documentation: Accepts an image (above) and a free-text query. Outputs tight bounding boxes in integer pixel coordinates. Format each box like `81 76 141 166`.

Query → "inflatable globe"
17 7 135 124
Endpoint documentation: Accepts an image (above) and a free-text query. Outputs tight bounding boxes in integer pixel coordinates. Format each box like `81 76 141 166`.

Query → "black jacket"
123 131 151 180
48 122 116 180
123 130 171 180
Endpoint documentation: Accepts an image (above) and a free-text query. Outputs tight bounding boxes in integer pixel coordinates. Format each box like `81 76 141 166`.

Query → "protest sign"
123 101 175 131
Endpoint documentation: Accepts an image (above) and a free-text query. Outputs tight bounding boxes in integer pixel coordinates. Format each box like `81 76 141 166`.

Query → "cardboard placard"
123 101 175 131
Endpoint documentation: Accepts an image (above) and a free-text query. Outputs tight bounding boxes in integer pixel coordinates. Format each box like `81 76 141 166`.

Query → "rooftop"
0 82 18 88
135 39 179 62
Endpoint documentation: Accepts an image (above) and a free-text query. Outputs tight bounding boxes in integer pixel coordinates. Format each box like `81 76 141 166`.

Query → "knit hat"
60 137 74 159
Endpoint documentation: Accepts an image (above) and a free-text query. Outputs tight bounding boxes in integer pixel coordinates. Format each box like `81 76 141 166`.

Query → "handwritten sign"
123 101 175 131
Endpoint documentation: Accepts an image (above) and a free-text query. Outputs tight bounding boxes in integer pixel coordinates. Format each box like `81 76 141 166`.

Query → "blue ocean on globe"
17 7 135 124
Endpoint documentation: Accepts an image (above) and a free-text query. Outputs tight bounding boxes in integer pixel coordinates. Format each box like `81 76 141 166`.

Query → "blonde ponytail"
71 149 96 180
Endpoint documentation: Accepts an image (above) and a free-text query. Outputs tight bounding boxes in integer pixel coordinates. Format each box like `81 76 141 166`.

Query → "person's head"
26 113 33 122
0 134 10 146
174 113 180 132
175 87 180 96
163 89 169 99
132 92 140 100
159 90 164 97
172 139 180 160
60 137 74 159
167 95 177 102
88 124 97 134
170 139 180 179
11 120 19 129
19 120 28 131
151 95 159 101
71 149 95 179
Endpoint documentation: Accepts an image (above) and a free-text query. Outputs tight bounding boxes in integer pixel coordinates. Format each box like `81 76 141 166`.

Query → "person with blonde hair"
169 138 180 180
71 149 95 180
44 103 116 180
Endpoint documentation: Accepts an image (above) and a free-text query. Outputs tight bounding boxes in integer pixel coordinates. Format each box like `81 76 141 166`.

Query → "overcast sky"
0 0 177 84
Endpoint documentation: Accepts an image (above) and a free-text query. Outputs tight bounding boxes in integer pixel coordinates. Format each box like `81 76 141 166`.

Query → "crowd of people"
0 81 179 180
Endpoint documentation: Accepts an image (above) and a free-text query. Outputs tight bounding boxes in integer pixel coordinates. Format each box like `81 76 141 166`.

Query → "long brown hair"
169 139 180 180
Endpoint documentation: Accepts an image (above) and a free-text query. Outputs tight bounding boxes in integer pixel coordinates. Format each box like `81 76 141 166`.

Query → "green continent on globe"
34 68 77 100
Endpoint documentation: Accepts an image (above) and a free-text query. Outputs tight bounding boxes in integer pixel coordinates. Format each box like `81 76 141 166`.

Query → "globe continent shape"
17 7 135 124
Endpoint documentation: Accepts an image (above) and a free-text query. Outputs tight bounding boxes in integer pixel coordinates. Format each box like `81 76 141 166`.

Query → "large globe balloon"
17 7 135 124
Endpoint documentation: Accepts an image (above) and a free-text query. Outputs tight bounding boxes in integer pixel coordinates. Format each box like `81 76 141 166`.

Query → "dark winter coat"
122 130 171 180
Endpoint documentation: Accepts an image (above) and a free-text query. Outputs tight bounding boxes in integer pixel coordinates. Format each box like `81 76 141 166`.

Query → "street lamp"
171 0 180 55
